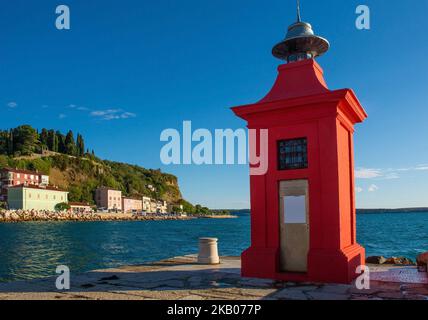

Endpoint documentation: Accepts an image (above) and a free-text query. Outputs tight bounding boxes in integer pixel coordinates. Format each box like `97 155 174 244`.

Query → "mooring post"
198 238 220 264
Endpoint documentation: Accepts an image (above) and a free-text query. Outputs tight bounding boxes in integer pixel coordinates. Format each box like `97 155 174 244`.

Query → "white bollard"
198 238 220 265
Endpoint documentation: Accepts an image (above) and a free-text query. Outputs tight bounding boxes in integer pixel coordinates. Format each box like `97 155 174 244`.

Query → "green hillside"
0 152 183 205
0 125 192 209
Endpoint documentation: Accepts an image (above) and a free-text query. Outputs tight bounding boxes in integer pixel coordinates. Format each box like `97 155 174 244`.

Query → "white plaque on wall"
284 196 307 224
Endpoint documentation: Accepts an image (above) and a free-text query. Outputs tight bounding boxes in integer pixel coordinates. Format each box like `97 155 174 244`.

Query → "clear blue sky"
1 0 427 209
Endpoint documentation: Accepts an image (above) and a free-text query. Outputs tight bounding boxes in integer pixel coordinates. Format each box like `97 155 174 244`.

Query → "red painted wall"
232 59 368 284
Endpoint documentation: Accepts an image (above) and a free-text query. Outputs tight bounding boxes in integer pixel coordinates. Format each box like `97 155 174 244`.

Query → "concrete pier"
0 255 427 300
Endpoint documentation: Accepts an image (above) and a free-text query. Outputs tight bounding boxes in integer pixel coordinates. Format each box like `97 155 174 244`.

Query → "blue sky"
1 0 427 209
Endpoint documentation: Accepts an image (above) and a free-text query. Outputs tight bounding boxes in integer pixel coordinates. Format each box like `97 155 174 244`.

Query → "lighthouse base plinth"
242 244 365 284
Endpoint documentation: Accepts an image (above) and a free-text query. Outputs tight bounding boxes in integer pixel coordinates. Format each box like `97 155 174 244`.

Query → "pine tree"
0 126 92 158
12 125 38 156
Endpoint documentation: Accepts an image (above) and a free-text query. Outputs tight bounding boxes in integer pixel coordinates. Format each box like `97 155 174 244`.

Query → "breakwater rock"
366 256 415 266
0 210 193 223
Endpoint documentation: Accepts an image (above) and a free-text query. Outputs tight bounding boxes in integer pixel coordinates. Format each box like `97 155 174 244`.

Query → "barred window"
278 138 308 170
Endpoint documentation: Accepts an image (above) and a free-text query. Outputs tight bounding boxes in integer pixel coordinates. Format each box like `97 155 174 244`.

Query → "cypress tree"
40 128 49 148
47 130 55 151
8 129 14 155
65 130 76 155
0 131 9 155
76 134 85 157
56 131 66 153
53 134 59 153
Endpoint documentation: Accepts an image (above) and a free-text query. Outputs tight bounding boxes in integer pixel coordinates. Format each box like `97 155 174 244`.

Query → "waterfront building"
7 184 68 211
150 199 158 213
0 168 49 202
232 3 367 284
95 187 122 211
157 200 168 214
141 196 169 214
142 196 152 212
69 202 93 214
122 197 143 213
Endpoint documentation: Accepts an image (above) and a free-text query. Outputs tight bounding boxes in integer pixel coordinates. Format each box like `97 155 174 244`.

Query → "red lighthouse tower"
232 2 367 284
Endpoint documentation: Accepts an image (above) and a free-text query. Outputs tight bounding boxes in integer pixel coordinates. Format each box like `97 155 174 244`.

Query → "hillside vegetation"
0 125 186 207
0 153 182 205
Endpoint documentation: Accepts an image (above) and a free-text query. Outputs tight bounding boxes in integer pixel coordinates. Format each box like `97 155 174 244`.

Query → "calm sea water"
0 212 427 282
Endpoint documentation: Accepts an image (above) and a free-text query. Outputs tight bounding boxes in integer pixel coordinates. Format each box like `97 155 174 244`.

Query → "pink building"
0 168 49 202
122 197 143 213
95 187 122 211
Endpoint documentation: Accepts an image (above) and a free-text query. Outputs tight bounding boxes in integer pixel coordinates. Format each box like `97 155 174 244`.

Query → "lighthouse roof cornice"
231 88 367 125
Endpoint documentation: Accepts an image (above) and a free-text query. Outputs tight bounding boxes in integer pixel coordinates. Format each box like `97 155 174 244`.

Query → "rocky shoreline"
0 210 194 223
367 256 415 266
367 255 428 272
0 210 239 223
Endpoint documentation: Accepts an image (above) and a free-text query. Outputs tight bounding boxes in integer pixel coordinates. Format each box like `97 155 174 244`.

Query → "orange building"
0 168 49 202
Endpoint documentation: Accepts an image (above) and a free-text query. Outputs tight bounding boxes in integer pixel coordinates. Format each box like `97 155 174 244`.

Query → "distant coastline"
225 208 428 214
357 208 428 214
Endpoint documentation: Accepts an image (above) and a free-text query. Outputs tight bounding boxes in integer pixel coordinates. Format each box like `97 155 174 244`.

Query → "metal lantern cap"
272 1 330 62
